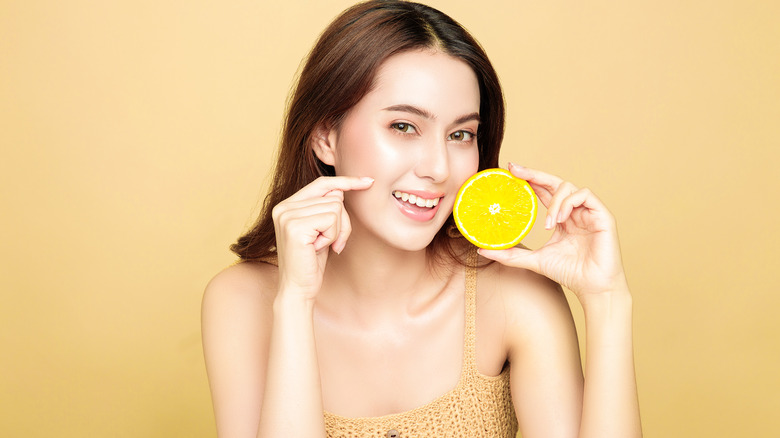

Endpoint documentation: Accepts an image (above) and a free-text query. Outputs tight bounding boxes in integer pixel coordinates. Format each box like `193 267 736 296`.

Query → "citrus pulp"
453 168 538 250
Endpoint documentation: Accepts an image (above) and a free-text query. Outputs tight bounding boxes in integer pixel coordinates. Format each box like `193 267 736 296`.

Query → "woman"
202 1 641 437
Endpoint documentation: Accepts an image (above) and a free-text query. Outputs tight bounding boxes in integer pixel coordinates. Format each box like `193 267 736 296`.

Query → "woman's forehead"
362 50 480 117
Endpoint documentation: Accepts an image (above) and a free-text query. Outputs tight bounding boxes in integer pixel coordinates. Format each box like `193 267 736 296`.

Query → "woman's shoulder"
477 257 575 345
202 259 279 313
478 257 565 307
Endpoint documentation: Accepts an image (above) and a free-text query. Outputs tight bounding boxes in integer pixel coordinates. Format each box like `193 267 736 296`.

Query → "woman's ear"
311 124 338 166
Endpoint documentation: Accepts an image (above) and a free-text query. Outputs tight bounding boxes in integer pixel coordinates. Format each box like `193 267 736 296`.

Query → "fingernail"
545 215 553 229
360 177 374 183
508 162 522 170
556 211 563 223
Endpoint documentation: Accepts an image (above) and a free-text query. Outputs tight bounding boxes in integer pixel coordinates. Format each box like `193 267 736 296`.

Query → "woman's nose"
414 137 450 182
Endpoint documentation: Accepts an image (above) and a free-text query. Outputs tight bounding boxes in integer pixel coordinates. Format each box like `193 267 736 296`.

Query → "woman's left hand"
478 163 629 299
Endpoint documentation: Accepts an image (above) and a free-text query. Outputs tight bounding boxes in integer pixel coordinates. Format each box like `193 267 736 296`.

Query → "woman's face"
319 49 481 252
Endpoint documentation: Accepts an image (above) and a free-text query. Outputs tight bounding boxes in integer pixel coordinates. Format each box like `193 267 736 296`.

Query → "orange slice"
453 168 538 250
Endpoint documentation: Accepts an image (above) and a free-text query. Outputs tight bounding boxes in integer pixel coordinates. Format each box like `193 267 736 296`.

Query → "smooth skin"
202 50 641 438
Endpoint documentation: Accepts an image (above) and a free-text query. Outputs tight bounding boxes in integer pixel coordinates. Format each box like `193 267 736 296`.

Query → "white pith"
392 190 441 208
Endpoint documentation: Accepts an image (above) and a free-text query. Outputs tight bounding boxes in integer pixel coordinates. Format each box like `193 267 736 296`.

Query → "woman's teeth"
392 190 440 208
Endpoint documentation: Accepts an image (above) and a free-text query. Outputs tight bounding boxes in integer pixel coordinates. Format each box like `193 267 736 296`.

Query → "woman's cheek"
335 126 396 176
453 144 480 181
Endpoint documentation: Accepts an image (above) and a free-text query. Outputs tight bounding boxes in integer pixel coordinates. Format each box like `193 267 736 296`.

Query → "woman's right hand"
272 176 374 301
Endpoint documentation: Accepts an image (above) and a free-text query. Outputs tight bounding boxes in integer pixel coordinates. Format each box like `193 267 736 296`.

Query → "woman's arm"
258 176 372 437
202 262 328 438
578 285 640 436
256 288 326 437
202 176 373 438
498 266 584 437
201 262 273 438
480 163 641 438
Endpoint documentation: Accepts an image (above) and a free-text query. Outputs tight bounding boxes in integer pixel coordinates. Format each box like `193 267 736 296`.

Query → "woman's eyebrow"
454 112 481 125
382 104 435 119
382 104 481 125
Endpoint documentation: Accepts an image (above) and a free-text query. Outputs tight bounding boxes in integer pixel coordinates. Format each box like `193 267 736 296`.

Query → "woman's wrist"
578 278 633 325
274 286 317 315
577 272 631 311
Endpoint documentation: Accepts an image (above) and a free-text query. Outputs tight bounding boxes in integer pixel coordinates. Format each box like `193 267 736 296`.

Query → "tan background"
2 0 778 436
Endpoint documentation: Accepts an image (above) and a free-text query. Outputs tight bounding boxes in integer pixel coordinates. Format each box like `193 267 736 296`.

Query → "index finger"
289 176 374 202
508 163 564 192
507 163 565 204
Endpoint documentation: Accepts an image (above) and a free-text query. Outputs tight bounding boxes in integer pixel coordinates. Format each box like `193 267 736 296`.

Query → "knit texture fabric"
324 249 519 437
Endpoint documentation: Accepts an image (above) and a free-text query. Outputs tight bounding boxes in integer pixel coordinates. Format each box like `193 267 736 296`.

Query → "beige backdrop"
2 0 778 436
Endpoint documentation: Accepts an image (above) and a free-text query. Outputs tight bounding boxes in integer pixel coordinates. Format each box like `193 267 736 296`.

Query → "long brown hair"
231 0 505 262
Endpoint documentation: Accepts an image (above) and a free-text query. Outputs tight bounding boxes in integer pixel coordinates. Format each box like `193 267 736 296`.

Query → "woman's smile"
392 189 445 222
315 49 481 251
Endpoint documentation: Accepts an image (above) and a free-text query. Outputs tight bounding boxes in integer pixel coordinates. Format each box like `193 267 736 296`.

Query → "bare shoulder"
202 261 279 437
477 258 576 349
204 260 278 302
201 260 279 363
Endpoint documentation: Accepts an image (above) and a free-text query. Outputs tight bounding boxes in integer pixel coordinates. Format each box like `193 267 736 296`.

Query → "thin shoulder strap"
463 246 478 373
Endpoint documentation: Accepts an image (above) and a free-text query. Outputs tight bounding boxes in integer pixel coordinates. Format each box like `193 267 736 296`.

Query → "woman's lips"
392 190 444 222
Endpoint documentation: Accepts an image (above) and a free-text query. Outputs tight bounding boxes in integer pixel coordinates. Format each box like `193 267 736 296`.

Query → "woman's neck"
318 234 451 326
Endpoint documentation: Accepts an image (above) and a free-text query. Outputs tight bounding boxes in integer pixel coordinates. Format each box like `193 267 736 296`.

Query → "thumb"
478 247 541 273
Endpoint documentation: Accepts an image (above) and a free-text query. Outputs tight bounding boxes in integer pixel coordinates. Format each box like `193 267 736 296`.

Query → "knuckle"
321 200 342 215
271 203 285 221
280 214 300 232
326 210 340 223
275 207 292 224
271 200 289 219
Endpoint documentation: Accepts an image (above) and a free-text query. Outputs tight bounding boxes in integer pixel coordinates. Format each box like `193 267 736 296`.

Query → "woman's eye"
391 122 415 134
449 130 474 142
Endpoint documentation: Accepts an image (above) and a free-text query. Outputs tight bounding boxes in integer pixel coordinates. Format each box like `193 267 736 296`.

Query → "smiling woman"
310 50 480 248
201 1 641 437
228 0 505 265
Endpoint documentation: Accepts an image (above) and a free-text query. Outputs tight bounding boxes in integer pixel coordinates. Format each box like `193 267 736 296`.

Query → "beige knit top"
323 249 519 438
